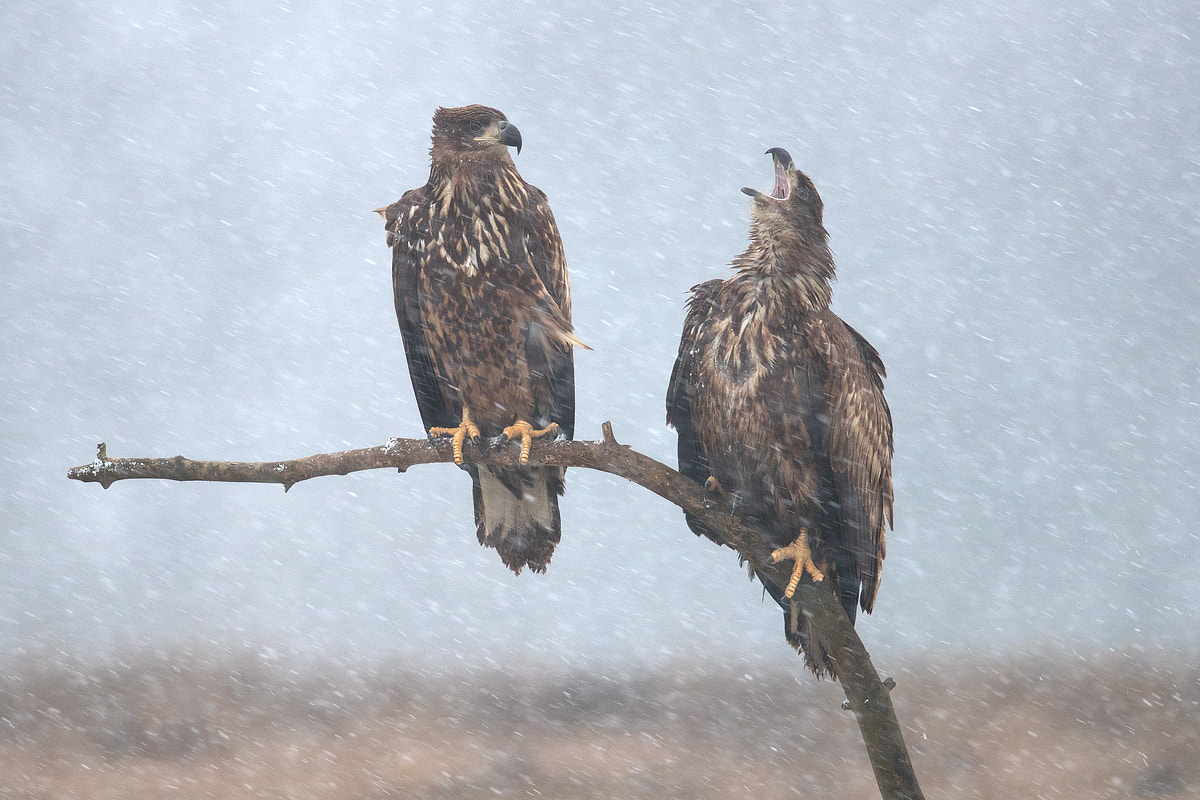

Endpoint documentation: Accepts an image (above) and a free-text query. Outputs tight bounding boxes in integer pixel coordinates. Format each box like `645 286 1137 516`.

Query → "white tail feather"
477 468 554 539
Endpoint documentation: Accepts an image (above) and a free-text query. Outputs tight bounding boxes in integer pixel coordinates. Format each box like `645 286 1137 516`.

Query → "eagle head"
431 104 523 161
737 148 835 292
741 148 824 228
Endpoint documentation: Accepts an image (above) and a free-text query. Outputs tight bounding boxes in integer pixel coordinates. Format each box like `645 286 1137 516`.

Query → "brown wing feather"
523 187 571 312
666 280 724 543
387 186 457 432
514 183 577 439
810 311 894 613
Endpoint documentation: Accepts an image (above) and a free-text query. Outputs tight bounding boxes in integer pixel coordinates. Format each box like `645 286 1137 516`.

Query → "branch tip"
601 421 618 445
97 443 108 461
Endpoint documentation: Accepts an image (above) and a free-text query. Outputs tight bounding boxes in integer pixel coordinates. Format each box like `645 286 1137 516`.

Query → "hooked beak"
766 147 794 170
742 147 793 200
499 120 522 154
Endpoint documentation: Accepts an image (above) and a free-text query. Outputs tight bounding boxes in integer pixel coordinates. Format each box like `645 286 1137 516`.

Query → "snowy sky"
3 0 1199 668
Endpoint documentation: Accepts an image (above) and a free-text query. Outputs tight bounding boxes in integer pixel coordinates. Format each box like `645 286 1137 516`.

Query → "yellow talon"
771 531 825 598
429 407 482 465
501 420 559 465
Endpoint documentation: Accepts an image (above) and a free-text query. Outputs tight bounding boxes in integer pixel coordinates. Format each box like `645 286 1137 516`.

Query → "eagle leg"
429 407 483 466
703 475 725 494
500 420 559 465
771 531 825 598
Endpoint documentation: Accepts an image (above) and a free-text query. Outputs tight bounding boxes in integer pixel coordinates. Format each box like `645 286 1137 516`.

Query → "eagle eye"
796 186 811 201
468 120 485 133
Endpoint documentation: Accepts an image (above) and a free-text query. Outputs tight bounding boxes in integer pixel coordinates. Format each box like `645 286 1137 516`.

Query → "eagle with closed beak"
377 105 584 574
667 148 893 676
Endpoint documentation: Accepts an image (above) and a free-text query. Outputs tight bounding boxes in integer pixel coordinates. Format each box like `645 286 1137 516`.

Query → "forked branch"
68 423 922 800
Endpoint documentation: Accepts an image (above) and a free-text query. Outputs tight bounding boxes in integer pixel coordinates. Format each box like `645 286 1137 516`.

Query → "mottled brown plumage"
666 149 893 676
379 105 581 574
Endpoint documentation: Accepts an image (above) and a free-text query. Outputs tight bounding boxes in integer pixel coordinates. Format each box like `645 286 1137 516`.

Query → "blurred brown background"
3 646 1196 799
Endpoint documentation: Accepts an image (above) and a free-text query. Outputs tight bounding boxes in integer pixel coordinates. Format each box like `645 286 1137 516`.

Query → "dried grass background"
1 645 1196 799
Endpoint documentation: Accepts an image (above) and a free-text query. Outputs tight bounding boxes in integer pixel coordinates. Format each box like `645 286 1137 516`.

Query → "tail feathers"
759 566 861 679
782 597 840 678
472 466 564 574
682 511 726 547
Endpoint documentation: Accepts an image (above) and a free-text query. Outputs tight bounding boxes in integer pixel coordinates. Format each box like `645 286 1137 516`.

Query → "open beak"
766 147 792 198
742 147 793 200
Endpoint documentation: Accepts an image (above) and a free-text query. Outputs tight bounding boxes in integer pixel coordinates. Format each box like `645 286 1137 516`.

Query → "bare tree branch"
68 423 923 800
